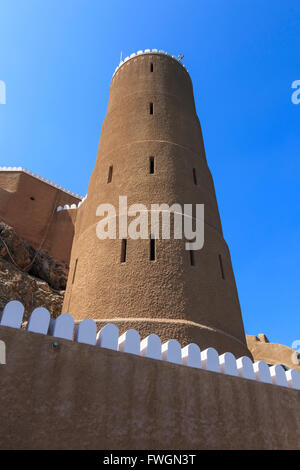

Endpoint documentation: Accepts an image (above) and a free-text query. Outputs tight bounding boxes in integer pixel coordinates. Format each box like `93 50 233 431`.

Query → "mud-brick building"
0 167 81 263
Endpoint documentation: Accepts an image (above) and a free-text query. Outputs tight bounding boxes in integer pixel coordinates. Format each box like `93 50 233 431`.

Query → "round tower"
63 50 251 358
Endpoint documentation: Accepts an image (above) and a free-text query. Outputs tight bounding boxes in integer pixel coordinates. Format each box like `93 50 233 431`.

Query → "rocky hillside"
0 222 67 321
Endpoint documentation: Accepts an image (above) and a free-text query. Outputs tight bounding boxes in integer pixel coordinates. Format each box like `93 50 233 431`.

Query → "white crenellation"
140 333 162 360
161 339 182 365
49 313 74 340
236 356 256 380
112 49 189 79
57 194 87 212
286 369 300 390
0 166 83 199
1 300 300 391
96 323 119 350
182 343 201 369
201 347 220 373
27 307 51 335
118 329 140 355
269 364 289 387
0 300 24 329
219 352 238 376
74 318 97 346
253 360 272 384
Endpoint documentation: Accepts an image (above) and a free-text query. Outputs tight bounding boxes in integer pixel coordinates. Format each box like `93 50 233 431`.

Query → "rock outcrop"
0 222 68 290
0 222 67 321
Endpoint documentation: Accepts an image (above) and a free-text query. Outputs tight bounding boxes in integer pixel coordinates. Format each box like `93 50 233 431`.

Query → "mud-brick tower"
63 50 251 358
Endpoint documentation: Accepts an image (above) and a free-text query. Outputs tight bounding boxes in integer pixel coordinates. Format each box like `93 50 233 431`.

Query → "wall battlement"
56 195 87 212
1 300 299 390
0 300 300 449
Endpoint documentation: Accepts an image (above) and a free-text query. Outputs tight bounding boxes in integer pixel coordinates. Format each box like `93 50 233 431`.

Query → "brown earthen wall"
247 334 300 372
0 326 299 450
0 171 79 263
63 52 251 359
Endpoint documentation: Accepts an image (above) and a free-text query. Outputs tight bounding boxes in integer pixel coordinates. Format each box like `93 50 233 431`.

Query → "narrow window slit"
149 102 153 115
149 156 155 174
72 259 78 284
189 250 195 266
150 63 154 72
107 165 113 183
219 254 225 279
150 236 155 261
121 239 127 263
193 168 198 185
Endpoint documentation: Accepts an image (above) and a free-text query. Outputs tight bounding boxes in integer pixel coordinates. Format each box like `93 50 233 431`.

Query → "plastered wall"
0 325 299 450
0 171 80 263
63 51 251 359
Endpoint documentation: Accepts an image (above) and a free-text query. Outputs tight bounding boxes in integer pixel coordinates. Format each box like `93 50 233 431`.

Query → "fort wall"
0 303 299 450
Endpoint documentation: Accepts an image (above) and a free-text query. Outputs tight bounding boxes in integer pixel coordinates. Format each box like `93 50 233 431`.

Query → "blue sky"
0 0 299 347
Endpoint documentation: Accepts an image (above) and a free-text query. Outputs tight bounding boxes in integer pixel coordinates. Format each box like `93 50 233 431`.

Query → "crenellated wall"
0 168 82 263
0 300 299 450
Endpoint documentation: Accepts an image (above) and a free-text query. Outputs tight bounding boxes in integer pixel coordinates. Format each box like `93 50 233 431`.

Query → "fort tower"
63 50 251 358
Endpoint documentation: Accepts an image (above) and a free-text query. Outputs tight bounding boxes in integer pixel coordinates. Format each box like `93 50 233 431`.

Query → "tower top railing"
112 49 189 79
